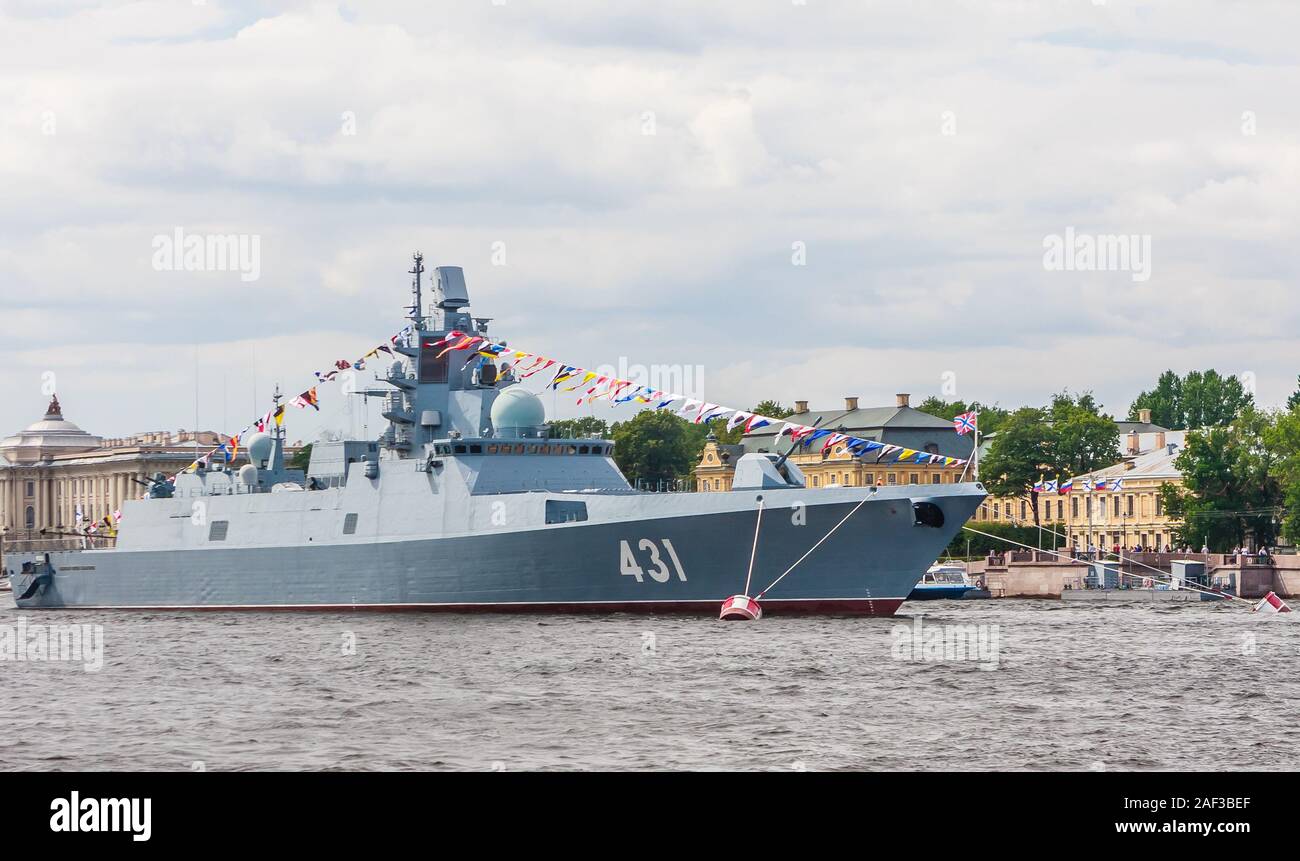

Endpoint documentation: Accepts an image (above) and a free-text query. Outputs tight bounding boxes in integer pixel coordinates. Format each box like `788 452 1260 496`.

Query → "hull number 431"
619 539 687 583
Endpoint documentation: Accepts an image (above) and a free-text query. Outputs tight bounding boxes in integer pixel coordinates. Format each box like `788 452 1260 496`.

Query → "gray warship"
7 255 986 616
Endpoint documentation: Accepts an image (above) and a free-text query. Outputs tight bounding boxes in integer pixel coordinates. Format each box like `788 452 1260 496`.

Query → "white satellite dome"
244 432 274 467
490 387 545 437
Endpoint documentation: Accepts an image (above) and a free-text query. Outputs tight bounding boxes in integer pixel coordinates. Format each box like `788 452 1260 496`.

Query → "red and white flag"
1253 591 1292 614
954 411 978 435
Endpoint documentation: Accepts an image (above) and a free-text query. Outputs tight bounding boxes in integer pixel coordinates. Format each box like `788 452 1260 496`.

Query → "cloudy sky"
2 0 1297 444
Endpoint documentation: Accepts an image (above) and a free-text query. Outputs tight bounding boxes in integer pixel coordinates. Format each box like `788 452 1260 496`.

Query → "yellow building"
696 394 973 491
1059 430 1186 552
0 395 231 547
968 409 1180 533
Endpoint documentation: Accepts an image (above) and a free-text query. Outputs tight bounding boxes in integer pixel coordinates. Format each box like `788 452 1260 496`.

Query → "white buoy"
719 594 762 621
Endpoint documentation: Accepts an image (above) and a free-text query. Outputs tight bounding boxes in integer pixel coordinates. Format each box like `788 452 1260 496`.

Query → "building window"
993 503 1000 520
1020 501 1027 519
887 473 897 485
1155 495 1163 516
1126 495 1134 517
932 474 942 484
864 473 874 485
909 473 919 485
923 443 939 454
1113 497 1120 517
1071 497 1079 518
25 481 34 497
812 476 819 487
1056 500 1063 520
25 506 35 529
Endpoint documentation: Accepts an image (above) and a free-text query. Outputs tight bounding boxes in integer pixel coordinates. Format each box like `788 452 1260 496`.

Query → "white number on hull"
619 539 687 583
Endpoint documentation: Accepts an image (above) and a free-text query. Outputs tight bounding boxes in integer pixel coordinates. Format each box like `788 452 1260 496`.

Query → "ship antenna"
408 251 426 331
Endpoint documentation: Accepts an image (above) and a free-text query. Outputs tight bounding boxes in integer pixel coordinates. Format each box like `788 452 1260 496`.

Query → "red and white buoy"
719 594 762 621
1253 591 1293 614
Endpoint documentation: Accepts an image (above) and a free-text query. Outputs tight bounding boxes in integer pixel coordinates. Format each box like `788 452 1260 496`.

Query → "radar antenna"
407 252 426 330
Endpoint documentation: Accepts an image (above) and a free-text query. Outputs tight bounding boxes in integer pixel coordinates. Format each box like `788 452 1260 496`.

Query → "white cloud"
2 0 1299 440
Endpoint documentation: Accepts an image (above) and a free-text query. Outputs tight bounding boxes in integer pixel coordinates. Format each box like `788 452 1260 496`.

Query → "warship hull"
6 487 984 616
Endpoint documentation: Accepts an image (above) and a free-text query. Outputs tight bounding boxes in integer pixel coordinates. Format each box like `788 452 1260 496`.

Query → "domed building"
0 395 232 546
0 395 102 464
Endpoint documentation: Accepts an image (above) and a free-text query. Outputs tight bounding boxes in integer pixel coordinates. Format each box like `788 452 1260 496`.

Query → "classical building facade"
696 394 974 492
0 396 229 546
970 419 1188 550
1058 430 1186 552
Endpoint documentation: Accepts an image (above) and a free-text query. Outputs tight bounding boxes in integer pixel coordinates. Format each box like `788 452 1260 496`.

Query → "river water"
1 598 1296 771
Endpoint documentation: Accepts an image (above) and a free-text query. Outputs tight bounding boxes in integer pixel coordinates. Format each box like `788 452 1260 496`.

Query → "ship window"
487 444 499 454
343 513 358 535
545 500 588 524
418 342 449 383
567 445 577 455
208 520 229 541
469 444 483 454
578 445 589 454
514 444 525 454
453 444 467 454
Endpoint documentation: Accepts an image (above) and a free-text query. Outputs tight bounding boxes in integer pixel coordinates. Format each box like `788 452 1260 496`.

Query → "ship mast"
270 384 286 473
408 251 426 331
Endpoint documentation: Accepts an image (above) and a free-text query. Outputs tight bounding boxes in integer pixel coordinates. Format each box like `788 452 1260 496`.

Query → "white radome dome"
490 387 546 436
244 432 274 466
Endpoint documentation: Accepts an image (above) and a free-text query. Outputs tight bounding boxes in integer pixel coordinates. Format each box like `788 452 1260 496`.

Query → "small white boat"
908 563 976 600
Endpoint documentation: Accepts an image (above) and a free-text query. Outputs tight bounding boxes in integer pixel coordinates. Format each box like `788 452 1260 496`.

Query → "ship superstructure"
5 255 985 615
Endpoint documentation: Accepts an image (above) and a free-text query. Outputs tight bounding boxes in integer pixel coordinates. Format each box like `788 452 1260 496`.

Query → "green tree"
1287 375 1300 411
944 522 1041 558
290 442 312 472
917 397 968 421
1128 370 1182 428
750 400 794 420
1161 408 1283 550
1129 369 1252 429
548 416 609 439
610 411 707 486
1267 405 1300 546
981 407 1054 503
1049 391 1121 477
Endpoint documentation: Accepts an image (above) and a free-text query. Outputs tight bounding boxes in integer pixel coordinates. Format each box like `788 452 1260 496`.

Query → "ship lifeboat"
719 595 762 621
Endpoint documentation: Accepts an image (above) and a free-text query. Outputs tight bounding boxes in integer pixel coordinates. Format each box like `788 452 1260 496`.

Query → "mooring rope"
742 500 764 597
756 496 870 600
961 525 1252 604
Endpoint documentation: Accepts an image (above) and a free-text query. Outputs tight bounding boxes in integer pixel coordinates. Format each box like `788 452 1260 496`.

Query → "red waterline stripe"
23 598 906 617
